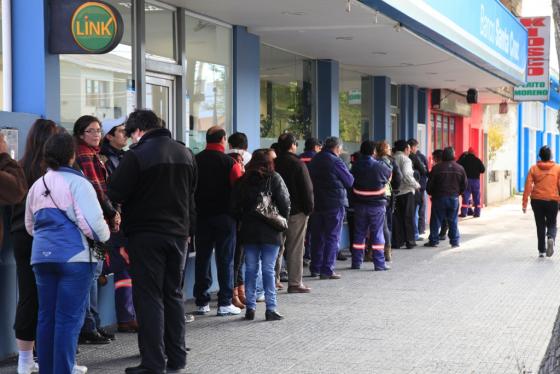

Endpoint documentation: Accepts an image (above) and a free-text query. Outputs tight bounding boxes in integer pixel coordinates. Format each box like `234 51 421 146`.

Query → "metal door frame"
146 73 175 137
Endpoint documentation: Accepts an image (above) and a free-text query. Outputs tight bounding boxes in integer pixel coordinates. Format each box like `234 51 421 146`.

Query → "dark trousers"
429 196 460 245
128 232 188 373
531 199 559 253
418 190 427 233
352 204 386 269
392 192 416 247
103 244 136 324
461 178 481 216
12 230 38 341
309 207 345 276
194 214 236 307
233 233 244 287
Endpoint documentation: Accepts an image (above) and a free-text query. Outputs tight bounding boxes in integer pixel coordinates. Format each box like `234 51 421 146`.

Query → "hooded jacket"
522 161 560 209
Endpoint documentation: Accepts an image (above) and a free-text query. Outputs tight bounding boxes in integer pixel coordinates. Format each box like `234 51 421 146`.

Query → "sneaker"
265 310 284 321
539 252 546 258
256 294 265 302
184 313 195 323
451 243 460 248
17 361 38 374
195 304 210 315
72 365 88 374
547 237 555 257
97 328 115 340
424 242 438 247
217 304 241 316
78 331 110 345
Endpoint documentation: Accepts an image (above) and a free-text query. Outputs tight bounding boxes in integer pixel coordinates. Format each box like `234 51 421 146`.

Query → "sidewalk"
1 197 559 373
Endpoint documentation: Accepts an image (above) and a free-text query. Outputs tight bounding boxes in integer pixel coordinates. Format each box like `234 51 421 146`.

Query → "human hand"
522 207 526 214
0 133 8 155
110 212 121 232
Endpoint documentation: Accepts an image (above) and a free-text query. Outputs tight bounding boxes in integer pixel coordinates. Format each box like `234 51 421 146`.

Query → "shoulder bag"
252 176 288 232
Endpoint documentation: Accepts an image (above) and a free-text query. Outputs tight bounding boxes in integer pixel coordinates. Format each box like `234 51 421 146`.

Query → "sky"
522 0 559 73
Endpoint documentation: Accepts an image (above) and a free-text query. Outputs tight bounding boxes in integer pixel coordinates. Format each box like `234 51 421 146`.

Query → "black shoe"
308 272 320 277
438 235 447 241
245 309 255 320
78 331 110 345
405 242 417 249
350 265 361 270
423 242 438 247
265 310 284 321
125 365 156 374
337 252 348 261
167 367 188 374
451 243 460 248
98 327 115 340
458 214 466 218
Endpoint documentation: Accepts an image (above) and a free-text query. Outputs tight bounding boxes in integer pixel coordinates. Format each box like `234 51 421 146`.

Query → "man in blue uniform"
308 137 354 279
350 141 392 270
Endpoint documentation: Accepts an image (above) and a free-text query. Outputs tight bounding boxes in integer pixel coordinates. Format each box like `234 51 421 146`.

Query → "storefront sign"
50 0 124 54
348 89 361 105
513 17 550 102
358 0 528 85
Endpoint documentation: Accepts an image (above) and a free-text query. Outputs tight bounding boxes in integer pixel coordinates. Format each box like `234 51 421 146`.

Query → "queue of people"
1 109 492 374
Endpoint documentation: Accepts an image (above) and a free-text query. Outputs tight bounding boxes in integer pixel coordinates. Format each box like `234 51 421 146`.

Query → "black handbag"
253 176 288 232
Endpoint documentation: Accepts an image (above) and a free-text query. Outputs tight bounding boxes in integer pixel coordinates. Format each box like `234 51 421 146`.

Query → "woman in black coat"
232 149 290 321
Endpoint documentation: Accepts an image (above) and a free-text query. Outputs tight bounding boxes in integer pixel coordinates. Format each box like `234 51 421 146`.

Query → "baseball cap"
102 116 126 136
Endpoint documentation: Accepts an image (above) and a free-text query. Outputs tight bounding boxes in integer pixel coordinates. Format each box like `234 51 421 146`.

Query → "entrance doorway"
146 74 175 135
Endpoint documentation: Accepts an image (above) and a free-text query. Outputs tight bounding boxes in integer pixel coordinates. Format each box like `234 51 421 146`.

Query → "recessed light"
372 51 387 55
400 62 413 67
426 72 438 75
336 36 354 41
445 79 456 82
281 11 306 16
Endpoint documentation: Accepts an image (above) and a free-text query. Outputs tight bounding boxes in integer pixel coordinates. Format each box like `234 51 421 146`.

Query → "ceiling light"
372 51 387 55
374 10 379 24
400 62 413 67
445 79 456 82
426 72 438 75
336 36 354 41
281 11 307 16
393 22 402 32
346 0 351 13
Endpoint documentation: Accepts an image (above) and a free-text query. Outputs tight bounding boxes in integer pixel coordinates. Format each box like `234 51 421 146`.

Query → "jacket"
25 167 110 264
522 161 560 209
308 150 354 212
0 153 27 245
427 161 468 198
411 151 429 190
393 151 419 196
351 155 392 206
299 150 317 165
107 128 197 238
458 153 486 179
274 152 314 216
100 141 125 175
232 171 290 246
195 143 243 218
76 142 117 219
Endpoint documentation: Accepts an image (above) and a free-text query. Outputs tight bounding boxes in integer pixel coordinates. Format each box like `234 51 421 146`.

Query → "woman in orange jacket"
522 146 560 257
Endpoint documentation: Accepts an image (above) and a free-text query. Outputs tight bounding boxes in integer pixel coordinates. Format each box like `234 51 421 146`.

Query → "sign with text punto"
514 16 551 102
50 0 124 54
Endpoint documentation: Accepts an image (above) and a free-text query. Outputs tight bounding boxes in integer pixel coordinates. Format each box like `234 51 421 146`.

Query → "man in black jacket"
275 133 314 293
107 109 196 374
425 147 467 248
458 147 486 217
408 138 428 238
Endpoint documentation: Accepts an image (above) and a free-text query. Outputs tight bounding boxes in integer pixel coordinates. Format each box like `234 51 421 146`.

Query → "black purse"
41 176 108 261
252 176 288 232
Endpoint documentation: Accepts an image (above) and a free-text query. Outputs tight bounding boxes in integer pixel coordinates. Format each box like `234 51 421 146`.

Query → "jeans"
429 196 460 245
530 199 559 253
34 262 95 374
413 204 420 240
81 260 103 333
244 244 280 311
194 214 236 307
256 265 264 299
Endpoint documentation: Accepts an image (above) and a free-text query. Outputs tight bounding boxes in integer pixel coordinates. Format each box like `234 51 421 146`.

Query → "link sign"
50 0 124 54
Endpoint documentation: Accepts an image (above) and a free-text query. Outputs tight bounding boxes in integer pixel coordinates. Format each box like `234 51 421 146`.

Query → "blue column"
317 60 339 140
399 85 409 139
408 86 418 140
418 88 428 126
517 103 523 192
373 76 391 141
12 0 60 120
233 26 260 151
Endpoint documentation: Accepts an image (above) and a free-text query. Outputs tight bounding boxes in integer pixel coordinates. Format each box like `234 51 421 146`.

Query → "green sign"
71 2 119 53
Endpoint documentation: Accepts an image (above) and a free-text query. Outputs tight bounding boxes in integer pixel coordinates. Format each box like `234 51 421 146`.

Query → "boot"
384 245 392 262
238 285 246 304
232 287 245 310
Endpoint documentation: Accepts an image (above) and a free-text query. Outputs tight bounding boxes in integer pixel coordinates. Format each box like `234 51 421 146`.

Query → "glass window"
339 69 364 154
185 14 232 153
60 0 132 130
431 114 436 151
442 116 449 148
436 114 443 149
145 3 175 62
260 45 313 149
449 117 455 147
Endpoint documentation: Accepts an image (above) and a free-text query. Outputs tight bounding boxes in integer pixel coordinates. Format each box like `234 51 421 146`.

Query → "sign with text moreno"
50 0 124 54
513 17 551 102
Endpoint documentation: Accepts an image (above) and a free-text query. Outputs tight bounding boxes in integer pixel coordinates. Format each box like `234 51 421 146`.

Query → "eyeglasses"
84 129 102 135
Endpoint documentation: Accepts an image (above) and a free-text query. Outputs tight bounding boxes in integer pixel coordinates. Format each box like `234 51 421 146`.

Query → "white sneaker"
195 304 210 315
256 294 265 302
217 304 241 316
72 365 88 374
547 237 555 257
17 361 38 374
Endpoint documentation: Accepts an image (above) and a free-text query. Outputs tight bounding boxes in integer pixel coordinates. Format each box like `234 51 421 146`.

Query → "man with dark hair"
458 147 486 217
228 132 252 165
124 109 162 144
108 109 196 374
407 138 429 237
299 137 322 164
193 126 243 317
350 140 392 270
425 147 467 248
430 149 448 241
274 133 314 293
308 137 354 279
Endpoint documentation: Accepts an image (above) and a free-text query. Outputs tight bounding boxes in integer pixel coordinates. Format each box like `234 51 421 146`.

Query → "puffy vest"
308 150 348 212
351 155 392 206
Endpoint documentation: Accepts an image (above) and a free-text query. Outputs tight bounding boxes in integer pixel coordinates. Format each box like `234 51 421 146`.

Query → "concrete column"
408 85 419 140
399 85 409 139
233 26 260 151
418 88 428 126
373 76 391 141
317 60 339 140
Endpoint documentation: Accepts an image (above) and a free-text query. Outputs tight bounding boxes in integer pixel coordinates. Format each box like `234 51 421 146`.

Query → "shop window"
60 0 132 130
185 13 232 153
432 112 457 152
339 68 364 154
145 3 176 62
436 114 443 149
260 45 313 148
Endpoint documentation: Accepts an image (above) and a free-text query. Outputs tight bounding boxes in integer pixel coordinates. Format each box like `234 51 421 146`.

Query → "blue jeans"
34 262 95 374
81 260 102 332
256 263 264 299
244 244 280 311
413 204 420 240
429 197 460 245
